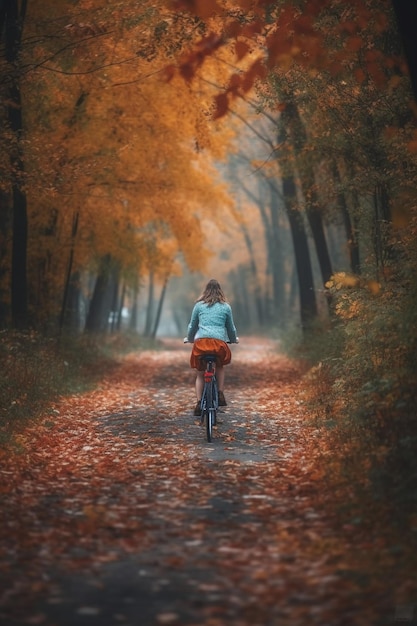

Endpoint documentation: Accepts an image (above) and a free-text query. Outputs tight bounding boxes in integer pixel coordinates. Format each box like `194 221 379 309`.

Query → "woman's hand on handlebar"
184 337 239 343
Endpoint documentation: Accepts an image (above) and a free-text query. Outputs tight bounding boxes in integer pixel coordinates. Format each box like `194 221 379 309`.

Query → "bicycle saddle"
199 353 218 362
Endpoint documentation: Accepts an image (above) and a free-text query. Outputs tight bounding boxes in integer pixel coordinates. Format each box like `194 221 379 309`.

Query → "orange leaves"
354 67 367 84
326 271 361 290
242 57 267 89
326 271 381 296
21 0 236 295
325 272 383 320
164 0 402 129
163 63 176 82
213 92 229 120
235 40 250 61
165 32 224 84
236 20 264 40
367 280 381 296
212 59 267 119
64 21 106 37
169 0 222 19
1 339 416 624
345 36 364 53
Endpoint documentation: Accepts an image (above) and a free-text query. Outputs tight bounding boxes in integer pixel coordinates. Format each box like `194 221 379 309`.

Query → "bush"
303 217 417 520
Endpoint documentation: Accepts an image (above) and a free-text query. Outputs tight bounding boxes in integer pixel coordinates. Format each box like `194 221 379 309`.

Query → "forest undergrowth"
297 215 417 530
0 330 160 445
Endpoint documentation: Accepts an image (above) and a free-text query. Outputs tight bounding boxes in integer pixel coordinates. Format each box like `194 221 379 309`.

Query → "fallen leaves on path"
0 338 415 625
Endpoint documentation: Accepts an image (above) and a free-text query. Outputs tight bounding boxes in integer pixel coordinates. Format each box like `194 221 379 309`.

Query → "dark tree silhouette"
392 1 417 101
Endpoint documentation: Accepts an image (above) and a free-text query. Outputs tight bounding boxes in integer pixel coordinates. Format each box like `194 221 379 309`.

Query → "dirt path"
0 339 409 625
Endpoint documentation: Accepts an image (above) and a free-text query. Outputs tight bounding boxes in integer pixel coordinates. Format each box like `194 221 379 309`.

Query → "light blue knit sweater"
187 301 237 343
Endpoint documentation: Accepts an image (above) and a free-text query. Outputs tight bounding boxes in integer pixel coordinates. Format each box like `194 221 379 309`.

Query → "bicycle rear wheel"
205 383 214 442
212 378 218 426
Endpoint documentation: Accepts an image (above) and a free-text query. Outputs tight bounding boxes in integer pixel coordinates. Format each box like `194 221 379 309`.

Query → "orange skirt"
190 338 232 371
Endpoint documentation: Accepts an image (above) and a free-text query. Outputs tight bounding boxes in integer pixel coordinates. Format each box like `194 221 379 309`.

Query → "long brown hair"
196 279 227 306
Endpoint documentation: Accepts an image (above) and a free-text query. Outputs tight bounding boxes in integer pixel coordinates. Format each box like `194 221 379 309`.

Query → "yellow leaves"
325 271 360 290
21 0 240 288
367 280 380 295
335 298 361 320
325 272 383 323
326 272 381 297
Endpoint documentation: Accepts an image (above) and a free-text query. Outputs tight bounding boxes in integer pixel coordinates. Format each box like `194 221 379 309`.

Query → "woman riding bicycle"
186 279 239 417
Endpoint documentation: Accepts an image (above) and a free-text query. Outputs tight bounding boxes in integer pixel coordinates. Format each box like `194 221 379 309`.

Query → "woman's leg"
195 370 204 400
216 365 227 406
216 365 225 392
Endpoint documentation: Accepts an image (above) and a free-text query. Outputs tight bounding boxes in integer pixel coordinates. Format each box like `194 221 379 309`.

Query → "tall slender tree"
281 93 333 286
277 116 317 329
1 0 28 327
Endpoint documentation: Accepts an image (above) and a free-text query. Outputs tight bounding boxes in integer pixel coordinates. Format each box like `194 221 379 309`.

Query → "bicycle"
184 338 238 442
183 340 220 442
198 353 219 443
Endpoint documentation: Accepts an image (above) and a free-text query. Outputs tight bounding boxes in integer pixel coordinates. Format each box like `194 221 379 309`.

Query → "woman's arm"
187 303 200 342
225 305 237 343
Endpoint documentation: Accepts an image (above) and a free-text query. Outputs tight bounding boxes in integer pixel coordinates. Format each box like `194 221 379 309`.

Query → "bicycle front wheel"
207 409 216 442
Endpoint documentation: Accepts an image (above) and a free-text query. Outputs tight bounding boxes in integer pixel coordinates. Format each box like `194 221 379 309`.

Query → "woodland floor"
0 338 416 626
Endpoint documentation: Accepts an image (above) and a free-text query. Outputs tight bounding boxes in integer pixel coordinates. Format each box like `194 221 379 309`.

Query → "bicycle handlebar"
183 338 239 344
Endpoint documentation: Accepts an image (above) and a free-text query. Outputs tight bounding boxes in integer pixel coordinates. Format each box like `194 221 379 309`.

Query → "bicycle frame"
199 354 219 442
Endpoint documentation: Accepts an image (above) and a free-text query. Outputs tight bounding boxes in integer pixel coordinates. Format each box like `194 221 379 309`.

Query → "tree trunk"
283 98 333 286
240 178 276 325
116 282 126 331
65 272 82 333
229 269 245 329
3 1 29 328
278 116 317 330
9 75 28 328
151 276 169 339
373 182 392 278
392 0 417 101
331 162 361 274
85 255 114 333
0 190 11 326
143 269 154 337
238 219 265 326
59 212 79 332
129 277 139 332
109 273 120 333
284 181 317 329
268 181 287 325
